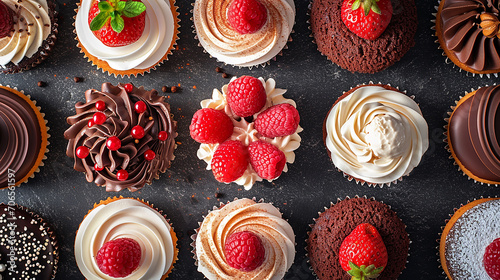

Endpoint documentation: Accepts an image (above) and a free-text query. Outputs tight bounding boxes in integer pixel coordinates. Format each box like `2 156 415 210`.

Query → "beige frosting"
193 0 295 67
0 0 51 66
195 198 295 280
197 77 302 190
325 85 428 184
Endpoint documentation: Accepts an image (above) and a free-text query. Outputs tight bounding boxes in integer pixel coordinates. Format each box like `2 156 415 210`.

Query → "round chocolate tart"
307 197 410 280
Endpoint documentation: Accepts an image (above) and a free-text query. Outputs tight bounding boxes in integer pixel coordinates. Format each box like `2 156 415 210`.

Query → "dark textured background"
1 0 497 279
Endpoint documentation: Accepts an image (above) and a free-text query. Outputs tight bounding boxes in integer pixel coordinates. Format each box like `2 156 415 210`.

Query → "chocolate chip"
222 73 229 78
215 67 223 73
161 86 169 93
215 192 223 198
170 86 179 93
73 77 83 83
37 81 46 87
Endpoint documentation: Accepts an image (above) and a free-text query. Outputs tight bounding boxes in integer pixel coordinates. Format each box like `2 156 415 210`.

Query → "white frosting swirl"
75 198 176 280
193 0 295 67
197 77 302 190
75 0 175 71
195 198 295 280
0 0 52 67
325 85 428 184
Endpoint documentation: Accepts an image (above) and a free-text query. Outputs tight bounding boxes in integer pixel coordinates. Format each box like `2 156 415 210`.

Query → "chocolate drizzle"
64 83 177 192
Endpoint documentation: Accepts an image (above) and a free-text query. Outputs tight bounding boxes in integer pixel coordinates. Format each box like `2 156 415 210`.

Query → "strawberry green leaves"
89 0 146 33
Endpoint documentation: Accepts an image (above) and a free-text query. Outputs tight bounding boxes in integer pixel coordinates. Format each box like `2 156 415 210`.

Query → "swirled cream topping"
75 0 175 71
75 198 176 280
325 85 428 184
195 198 295 280
193 0 295 67
0 0 52 67
197 77 302 190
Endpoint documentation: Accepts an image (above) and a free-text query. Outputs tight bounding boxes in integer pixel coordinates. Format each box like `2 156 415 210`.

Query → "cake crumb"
37 81 46 87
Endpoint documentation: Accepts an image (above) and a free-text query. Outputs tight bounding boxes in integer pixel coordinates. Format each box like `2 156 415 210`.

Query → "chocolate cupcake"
0 203 58 279
310 0 417 73
64 83 177 192
307 196 410 280
0 85 50 189
0 0 58 73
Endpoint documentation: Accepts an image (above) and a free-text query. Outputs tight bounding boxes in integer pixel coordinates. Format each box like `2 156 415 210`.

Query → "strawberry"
226 76 267 118
0 1 13 38
341 0 392 40
224 231 265 271
484 238 500 280
190 108 234 144
227 0 268 34
339 223 388 279
211 140 248 183
254 103 300 138
88 0 146 47
96 238 141 278
248 140 286 180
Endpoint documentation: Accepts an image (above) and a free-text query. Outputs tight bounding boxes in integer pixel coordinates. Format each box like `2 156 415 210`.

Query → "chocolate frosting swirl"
449 85 500 182
440 0 500 71
64 83 177 192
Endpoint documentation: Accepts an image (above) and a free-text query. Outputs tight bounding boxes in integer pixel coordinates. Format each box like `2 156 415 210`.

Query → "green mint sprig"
89 0 146 33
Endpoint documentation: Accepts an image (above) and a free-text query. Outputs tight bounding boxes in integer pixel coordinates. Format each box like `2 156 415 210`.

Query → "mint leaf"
110 14 124 33
122 1 146 18
116 0 126 11
98 1 113 12
90 11 110 31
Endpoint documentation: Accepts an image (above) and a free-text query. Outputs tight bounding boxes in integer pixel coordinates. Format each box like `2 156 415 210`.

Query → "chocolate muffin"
307 197 410 280
310 0 417 73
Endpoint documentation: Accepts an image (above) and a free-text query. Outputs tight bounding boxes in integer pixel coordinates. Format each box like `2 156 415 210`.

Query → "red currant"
93 112 106 125
95 100 106 111
117 170 129 181
76 146 89 158
124 83 133 93
94 163 104 171
144 149 156 161
131 125 145 139
106 136 121 151
134 101 147 114
88 119 94 128
158 131 168 141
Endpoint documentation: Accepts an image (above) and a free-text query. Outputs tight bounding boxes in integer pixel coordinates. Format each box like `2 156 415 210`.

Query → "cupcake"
189 76 302 189
435 0 500 75
64 83 177 192
74 0 179 77
0 85 49 189
310 0 417 73
323 84 428 186
439 198 500 279
75 197 178 279
0 203 58 279
307 196 410 280
192 198 295 279
192 0 295 67
0 0 58 73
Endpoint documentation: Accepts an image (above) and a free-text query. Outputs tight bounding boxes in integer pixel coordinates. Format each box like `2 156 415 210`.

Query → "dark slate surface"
1 0 497 279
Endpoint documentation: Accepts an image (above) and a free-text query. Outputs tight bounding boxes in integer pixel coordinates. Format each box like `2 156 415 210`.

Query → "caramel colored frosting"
64 83 177 192
440 0 500 71
195 198 295 280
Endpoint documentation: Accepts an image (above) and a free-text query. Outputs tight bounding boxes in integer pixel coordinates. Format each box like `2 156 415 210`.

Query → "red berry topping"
116 169 129 181
248 140 286 180
76 146 90 159
254 103 300 138
94 163 104 171
158 131 168 141
93 112 107 125
484 238 500 280
131 125 145 139
228 0 267 34
96 238 141 278
88 119 95 128
190 108 234 144
144 149 156 161
88 0 146 47
226 76 267 117
0 2 13 38
124 83 134 93
339 223 388 280
134 101 147 114
341 0 393 40
224 231 265 271
106 136 122 151
211 140 248 183
95 100 106 111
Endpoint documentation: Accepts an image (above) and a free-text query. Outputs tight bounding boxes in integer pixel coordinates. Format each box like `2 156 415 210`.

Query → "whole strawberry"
248 140 286 180
224 231 265 271
0 1 13 38
96 238 141 278
341 0 392 40
211 140 248 183
228 0 268 34
190 108 234 144
88 0 146 47
226 76 267 118
484 238 500 280
254 103 300 138
339 223 388 279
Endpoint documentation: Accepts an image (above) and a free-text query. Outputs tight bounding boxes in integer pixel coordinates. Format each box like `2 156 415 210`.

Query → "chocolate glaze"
64 83 177 192
0 87 43 189
449 85 500 182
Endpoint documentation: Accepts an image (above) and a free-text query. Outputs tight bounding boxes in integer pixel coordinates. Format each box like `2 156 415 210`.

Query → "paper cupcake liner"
0 203 59 279
0 85 50 189
73 0 180 77
305 195 411 280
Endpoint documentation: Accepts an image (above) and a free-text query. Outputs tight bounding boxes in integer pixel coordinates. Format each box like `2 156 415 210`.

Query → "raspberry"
248 140 286 180
227 0 267 34
96 238 141 278
211 140 248 183
226 76 267 118
224 231 265 271
190 108 234 144
0 2 13 38
254 103 300 138
484 238 500 280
